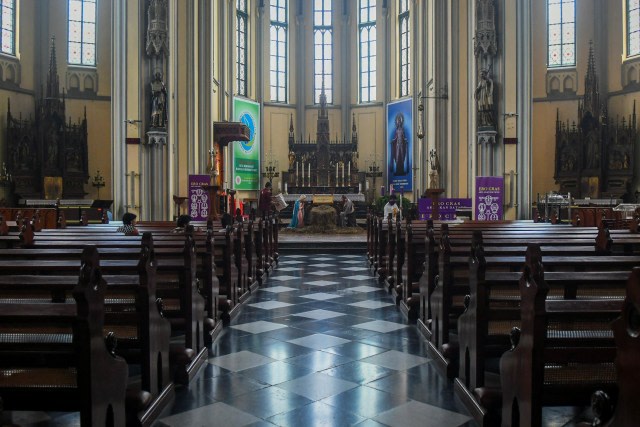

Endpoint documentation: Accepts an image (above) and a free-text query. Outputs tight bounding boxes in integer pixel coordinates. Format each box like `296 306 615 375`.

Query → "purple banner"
189 174 211 221
418 198 472 220
475 176 504 221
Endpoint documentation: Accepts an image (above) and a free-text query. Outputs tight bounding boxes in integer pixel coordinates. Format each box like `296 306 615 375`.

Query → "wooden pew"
499 248 620 427
0 234 209 385
455 244 628 426
0 247 129 426
0 235 175 426
591 267 640 427
428 228 640 379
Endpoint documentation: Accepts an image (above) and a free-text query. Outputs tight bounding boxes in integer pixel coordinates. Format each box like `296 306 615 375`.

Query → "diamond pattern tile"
347 285 382 293
248 301 293 310
209 350 275 372
348 300 395 309
293 309 345 320
230 321 289 334
307 271 336 276
354 320 408 333
270 275 299 281
299 292 341 301
341 266 371 271
343 275 375 281
288 333 351 350
304 280 339 287
260 286 297 293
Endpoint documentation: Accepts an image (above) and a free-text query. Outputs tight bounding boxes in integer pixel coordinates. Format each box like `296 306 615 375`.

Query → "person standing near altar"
289 195 306 228
340 195 355 227
259 182 273 217
383 194 402 221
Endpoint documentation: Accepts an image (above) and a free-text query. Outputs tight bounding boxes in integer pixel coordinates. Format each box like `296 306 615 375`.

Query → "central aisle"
158 254 474 427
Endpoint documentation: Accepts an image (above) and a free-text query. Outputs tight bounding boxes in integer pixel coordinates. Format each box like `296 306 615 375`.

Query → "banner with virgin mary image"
387 98 413 192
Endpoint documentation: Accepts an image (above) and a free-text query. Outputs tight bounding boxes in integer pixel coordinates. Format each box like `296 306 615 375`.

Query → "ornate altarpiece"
555 46 637 199
283 86 361 193
6 38 89 200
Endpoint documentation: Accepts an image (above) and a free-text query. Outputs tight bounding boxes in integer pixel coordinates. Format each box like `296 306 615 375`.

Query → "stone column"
111 0 128 218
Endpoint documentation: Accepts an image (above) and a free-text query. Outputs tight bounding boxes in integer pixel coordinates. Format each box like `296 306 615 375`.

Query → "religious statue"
391 113 409 176
429 149 441 189
475 69 494 128
288 150 295 170
150 72 168 128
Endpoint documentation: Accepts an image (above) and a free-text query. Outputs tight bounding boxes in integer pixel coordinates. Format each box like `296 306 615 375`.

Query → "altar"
282 85 363 194
283 193 365 203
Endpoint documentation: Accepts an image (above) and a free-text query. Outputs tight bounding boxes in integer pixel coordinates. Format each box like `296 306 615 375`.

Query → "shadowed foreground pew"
499 247 620 427
0 247 129 427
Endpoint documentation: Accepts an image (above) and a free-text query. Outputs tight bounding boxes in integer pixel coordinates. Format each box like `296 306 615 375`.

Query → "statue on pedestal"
429 149 441 189
150 72 167 128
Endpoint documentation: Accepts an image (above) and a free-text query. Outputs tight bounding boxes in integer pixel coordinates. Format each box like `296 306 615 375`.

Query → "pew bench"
499 260 621 427
0 248 129 427
455 244 629 426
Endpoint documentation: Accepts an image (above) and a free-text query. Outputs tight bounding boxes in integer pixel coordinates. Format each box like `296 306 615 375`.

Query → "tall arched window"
359 0 376 103
547 0 575 67
628 0 640 57
398 0 410 97
236 0 248 96
68 0 97 66
270 0 287 102
1 0 15 55
313 0 332 104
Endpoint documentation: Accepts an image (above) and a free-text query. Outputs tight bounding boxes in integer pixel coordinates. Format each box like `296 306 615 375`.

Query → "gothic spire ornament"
146 0 168 57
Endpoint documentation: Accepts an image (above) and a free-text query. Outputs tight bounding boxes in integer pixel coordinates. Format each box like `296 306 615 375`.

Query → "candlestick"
366 180 369 191
358 183 362 194
336 163 338 181
284 183 288 194
348 161 351 185
308 163 311 185
342 163 345 187
296 162 299 186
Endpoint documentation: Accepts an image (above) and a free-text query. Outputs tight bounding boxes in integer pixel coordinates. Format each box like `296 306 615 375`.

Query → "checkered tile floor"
159 253 475 427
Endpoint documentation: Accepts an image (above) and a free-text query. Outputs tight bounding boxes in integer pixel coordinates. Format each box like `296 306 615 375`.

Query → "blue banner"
387 98 413 192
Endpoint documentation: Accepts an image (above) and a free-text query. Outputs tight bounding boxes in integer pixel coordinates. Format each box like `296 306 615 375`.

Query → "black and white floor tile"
158 253 475 427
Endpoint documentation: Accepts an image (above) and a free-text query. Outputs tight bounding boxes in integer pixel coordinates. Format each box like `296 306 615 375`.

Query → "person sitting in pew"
117 212 139 236
174 214 197 233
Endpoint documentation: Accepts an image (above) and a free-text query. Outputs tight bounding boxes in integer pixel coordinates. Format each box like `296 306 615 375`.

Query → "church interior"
0 1 640 426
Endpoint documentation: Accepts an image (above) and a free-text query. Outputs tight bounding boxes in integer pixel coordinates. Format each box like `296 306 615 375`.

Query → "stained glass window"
313 0 332 104
68 0 96 66
236 0 248 96
1 0 15 55
359 0 376 103
399 0 410 96
628 0 640 57
547 0 575 67
270 0 287 102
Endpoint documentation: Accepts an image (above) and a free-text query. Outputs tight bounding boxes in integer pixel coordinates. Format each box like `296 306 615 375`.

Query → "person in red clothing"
258 181 273 217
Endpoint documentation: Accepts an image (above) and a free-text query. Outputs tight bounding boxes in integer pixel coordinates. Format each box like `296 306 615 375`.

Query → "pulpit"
423 188 445 220
208 122 250 219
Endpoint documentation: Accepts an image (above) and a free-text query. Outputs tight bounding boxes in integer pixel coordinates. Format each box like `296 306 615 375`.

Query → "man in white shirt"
383 194 402 221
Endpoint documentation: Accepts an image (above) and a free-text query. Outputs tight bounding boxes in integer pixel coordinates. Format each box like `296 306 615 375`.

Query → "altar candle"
284 183 288 194
336 163 339 180
366 180 370 190
308 163 311 180
358 183 362 193
342 163 345 181
348 161 351 181
296 162 299 182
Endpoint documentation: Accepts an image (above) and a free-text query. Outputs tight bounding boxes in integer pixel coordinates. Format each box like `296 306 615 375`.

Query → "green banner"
232 98 260 190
